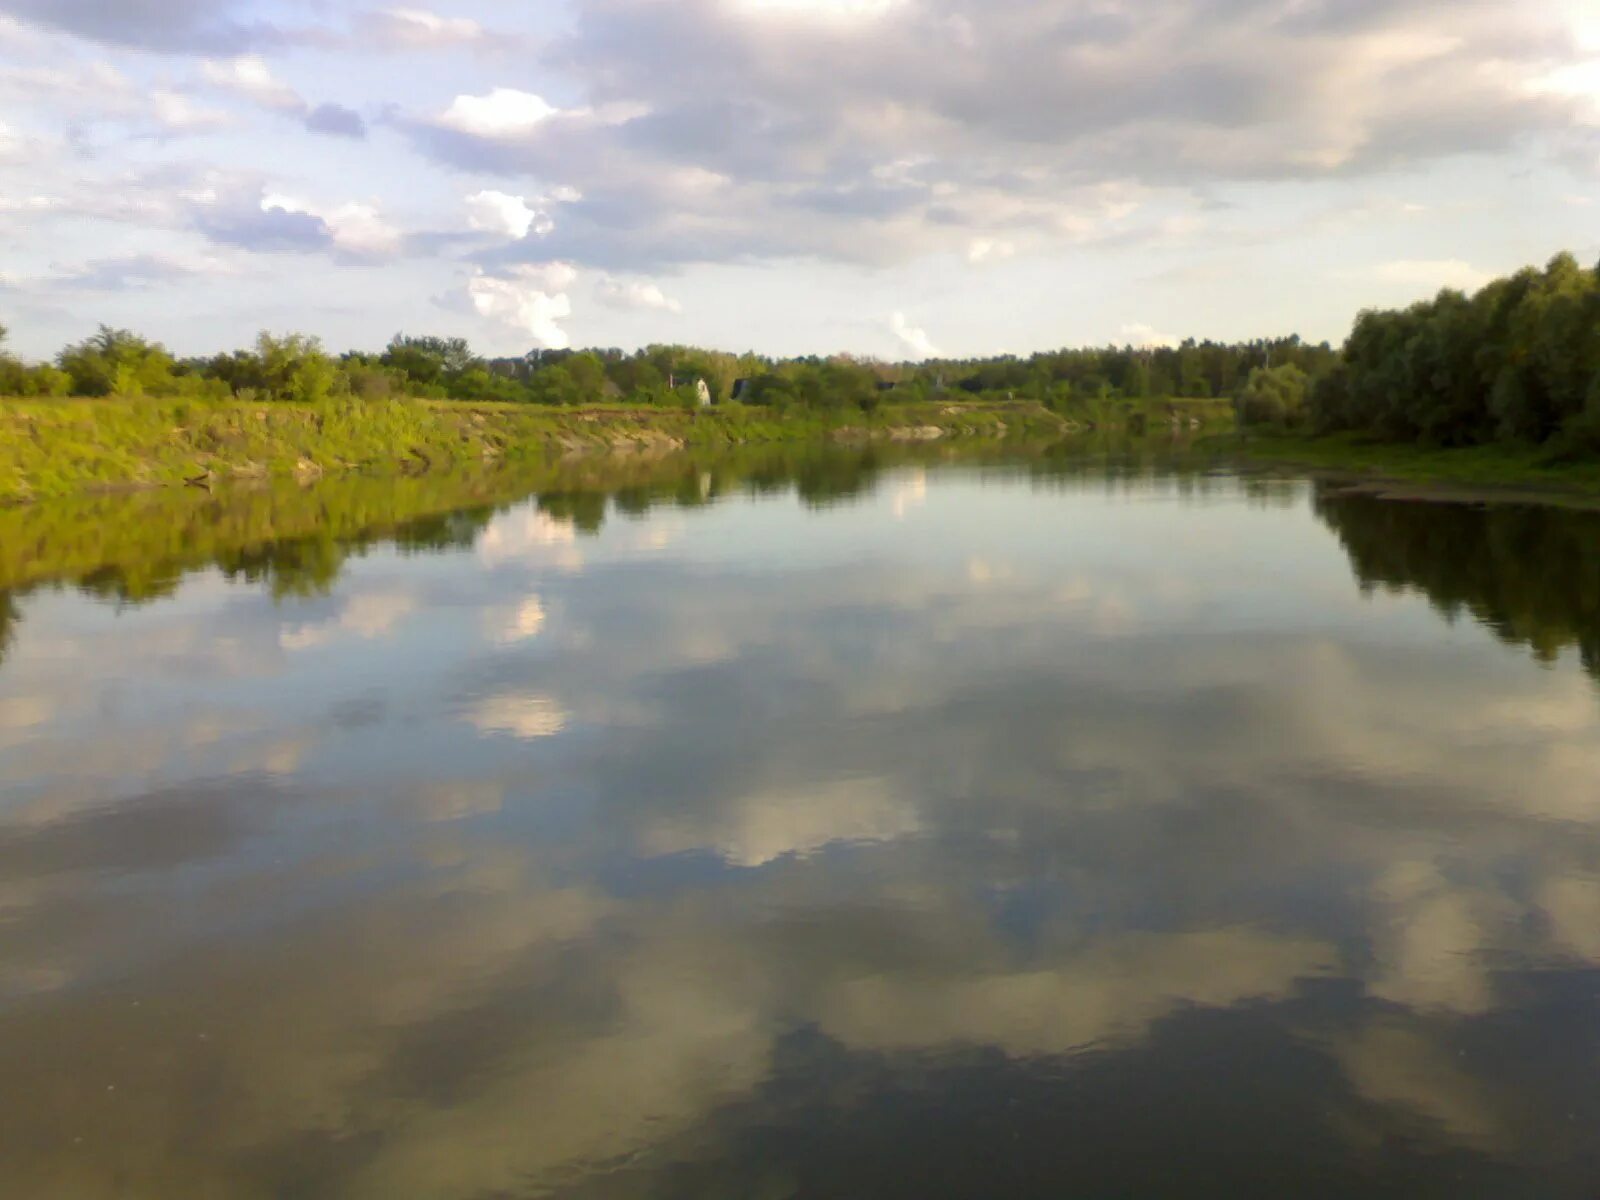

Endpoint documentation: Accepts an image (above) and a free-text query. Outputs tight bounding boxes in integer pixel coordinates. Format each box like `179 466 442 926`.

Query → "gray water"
3 450 1599 1197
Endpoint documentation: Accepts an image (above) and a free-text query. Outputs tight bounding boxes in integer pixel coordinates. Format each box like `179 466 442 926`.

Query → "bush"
342 362 407 401
1235 363 1310 428
239 333 350 404
57 326 179 396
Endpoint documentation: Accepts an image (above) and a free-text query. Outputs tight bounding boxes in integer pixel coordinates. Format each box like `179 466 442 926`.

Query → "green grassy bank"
1227 432 1600 501
0 394 1230 504
0 438 1086 599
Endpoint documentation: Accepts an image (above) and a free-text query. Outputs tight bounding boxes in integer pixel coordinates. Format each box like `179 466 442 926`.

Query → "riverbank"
0 394 1228 504
0 439 1089 596
1226 431 1600 507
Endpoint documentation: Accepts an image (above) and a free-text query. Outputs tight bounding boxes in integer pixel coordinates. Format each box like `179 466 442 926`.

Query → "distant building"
668 373 714 407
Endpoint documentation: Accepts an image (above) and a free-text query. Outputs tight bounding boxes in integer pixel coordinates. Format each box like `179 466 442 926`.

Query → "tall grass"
0 395 1083 503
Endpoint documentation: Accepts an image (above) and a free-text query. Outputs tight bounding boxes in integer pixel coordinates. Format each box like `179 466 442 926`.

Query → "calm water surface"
3 448 1600 1197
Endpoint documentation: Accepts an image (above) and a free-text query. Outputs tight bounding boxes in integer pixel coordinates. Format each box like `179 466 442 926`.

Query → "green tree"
382 334 479 393
1235 363 1310 428
57 326 178 396
250 333 347 403
529 352 608 405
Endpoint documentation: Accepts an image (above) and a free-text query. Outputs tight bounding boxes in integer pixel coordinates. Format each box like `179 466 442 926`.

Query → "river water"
2 446 1598 1197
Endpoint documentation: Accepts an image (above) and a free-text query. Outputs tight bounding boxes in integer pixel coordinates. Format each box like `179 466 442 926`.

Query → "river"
2 444 1598 1197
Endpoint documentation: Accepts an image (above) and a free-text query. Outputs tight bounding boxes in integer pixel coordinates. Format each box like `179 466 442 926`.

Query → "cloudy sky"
0 0 1596 360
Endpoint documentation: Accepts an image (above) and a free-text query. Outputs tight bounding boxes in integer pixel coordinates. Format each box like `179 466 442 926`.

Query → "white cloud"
469 264 578 350
890 311 940 359
392 0 1597 283
440 88 559 137
0 118 25 162
728 0 909 22
967 238 1016 264
1370 259 1494 293
477 508 584 571
644 777 920 867
595 277 682 313
151 91 231 133
1120 323 1180 349
367 8 486 48
486 595 548 646
201 56 304 113
465 190 550 239
0 0 1596 356
280 591 418 651
260 192 402 259
466 693 570 739
890 469 927 520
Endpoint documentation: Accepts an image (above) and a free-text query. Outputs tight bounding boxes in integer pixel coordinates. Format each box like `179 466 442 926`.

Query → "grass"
1222 430 1600 501
0 436 1094 597
1059 395 1236 431
0 394 1094 504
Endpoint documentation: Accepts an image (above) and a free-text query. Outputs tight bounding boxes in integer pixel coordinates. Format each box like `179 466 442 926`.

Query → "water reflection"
2 447 1600 1197
1316 484 1600 676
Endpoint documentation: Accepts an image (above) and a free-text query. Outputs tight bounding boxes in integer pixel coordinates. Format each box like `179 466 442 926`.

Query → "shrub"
1235 363 1311 428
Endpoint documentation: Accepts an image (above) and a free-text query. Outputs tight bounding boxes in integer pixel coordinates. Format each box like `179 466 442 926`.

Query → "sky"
0 0 1596 361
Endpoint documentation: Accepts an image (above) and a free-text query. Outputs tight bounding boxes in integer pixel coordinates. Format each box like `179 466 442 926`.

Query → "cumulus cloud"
51 252 236 292
0 0 1596 348
465 189 550 239
260 192 400 258
1369 258 1495 293
0 0 271 52
439 87 560 137
196 189 401 260
1120 323 1180 349
468 263 577 350
304 102 366 139
727 0 909 23
967 237 1017 264
0 59 235 138
201 55 304 112
595 276 682 313
361 7 488 49
890 311 939 359
197 201 333 254
390 0 1597 274
150 90 232 133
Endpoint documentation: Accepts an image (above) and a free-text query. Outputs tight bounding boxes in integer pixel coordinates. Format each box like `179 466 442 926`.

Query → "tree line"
11 250 1588 438
0 319 1337 413
1226 252 1600 449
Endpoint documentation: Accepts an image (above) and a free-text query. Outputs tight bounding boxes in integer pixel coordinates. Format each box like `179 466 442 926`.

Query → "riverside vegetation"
1230 251 1600 491
1 248 1594 500
11 438 1599 691
0 437 1175 668
0 321 1265 501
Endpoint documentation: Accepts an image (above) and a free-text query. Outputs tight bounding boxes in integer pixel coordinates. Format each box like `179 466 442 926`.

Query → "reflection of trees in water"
391 508 499 556
0 446 919 619
0 438 1293 645
1315 486 1600 676
0 590 15 669
536 491 610 534
218 535 351 601
213 509 501 602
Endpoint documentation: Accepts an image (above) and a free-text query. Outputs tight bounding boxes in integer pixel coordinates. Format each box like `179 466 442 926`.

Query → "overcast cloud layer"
0 0 1596 357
